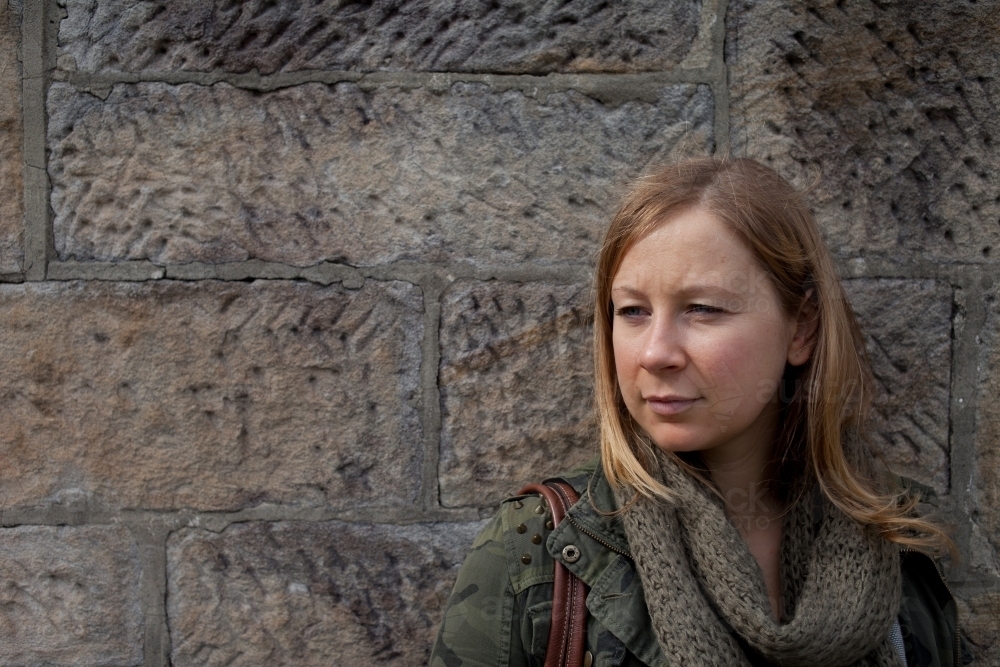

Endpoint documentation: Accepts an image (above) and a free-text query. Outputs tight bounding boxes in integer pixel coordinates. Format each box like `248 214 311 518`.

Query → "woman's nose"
639 318 686 372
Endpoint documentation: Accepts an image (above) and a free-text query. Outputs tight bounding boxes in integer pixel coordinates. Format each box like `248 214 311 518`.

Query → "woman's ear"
787 290 819 367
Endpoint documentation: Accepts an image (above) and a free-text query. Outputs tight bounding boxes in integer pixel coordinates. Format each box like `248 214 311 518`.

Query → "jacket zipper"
564 513 632 560
901 548 962 667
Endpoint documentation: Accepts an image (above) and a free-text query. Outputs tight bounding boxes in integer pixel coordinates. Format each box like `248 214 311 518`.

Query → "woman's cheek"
698 342 758 410
614 343 646 419
612 334 638 381
705 334 783 410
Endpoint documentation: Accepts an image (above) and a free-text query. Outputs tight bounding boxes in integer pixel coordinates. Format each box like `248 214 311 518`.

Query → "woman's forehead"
614 210 760 282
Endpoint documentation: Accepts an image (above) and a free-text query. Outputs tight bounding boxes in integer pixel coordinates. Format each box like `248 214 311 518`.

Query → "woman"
431 157 968 667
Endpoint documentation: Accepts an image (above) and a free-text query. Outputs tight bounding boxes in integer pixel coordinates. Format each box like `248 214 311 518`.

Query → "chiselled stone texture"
973 285 1000 582
843 279 951 493
58 0 700 75
0 280 422 511
439 281 595 508
438 279 951 507
0 525 143 666
728 0 1000 264
48 81 713 267
958 593 1000 667
167 520 484 666
0 0 22 273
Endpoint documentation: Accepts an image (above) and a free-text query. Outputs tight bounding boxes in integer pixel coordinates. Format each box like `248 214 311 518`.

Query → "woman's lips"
645 396 698 415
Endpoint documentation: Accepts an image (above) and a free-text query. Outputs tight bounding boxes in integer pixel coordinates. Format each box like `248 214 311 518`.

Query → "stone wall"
0 0 996 664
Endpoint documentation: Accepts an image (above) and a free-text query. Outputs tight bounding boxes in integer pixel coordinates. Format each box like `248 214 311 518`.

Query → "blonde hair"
594 156 950 552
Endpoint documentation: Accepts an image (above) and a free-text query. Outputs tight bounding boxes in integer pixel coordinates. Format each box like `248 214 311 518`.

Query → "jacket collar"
546 461 667 667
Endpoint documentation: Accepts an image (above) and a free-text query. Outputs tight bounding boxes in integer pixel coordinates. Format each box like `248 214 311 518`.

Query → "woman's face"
610 207 812 464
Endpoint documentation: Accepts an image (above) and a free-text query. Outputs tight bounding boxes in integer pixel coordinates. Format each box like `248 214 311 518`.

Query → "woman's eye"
689 304 723 315
614 306 646 318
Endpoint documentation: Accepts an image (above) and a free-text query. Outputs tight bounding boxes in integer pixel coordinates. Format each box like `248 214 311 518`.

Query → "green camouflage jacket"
431 458 972 667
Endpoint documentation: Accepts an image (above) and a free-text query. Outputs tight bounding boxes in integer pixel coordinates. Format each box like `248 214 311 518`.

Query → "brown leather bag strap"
516 480 589 667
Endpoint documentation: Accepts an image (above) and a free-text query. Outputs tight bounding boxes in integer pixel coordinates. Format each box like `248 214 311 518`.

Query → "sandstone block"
438 279 951 507
0 525 142 666
957 592 1000 667
167 519 484 667
973 284 1000 579
48 81 714 267
728 0 1000 264
58 0 700 75
0 1 22 273
844 279 951 493
438 281 596 507
0 280 423 511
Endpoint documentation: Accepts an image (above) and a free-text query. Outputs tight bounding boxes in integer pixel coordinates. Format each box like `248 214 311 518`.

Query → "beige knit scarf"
616 450 902 667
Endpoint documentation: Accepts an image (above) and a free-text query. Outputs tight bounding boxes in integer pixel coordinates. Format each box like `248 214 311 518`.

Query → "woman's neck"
699 437 776 513
700 444 786 622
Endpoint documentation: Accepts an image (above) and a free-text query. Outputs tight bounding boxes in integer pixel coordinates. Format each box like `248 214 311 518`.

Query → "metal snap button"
583 650 593 667
561 544 581 563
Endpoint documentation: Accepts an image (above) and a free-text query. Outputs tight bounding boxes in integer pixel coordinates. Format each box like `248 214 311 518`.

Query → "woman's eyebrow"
675 284 745 299
611 284 744 299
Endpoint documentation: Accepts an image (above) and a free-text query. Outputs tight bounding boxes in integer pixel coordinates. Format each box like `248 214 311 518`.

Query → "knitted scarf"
616 450 902 667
